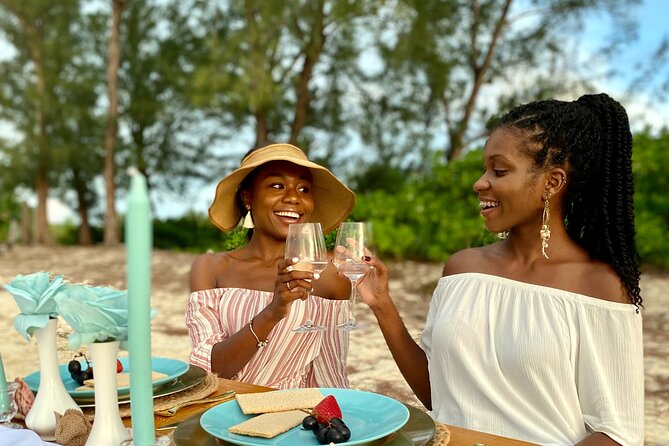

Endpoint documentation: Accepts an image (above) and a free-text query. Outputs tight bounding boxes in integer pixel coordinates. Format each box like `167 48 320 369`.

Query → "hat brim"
208 144 355 234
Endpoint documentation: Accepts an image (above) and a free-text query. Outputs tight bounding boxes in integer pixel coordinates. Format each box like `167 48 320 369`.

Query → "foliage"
354 0 640 165
632 131 669 268
116 0 222 194
351 150 494 261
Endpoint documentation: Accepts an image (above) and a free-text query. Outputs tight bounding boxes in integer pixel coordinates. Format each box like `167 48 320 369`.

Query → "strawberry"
116 359 123 373
313 395 342 424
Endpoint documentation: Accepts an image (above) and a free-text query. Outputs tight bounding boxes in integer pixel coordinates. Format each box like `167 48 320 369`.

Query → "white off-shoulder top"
422 273 644 446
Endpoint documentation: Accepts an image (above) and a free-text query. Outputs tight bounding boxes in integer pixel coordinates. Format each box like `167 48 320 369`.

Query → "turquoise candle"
0 352 9 412
126 170 155 444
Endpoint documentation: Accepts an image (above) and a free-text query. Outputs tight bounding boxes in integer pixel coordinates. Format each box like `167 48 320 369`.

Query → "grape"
315 427 330 445
327 428 344 443
68 360 81 375
302 415 318 431
335 424 351 441
330 417 345 426
71 372 84 385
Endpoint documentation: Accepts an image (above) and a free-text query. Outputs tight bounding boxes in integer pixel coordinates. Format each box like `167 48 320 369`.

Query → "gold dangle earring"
242 206 255 229
540 194 551 259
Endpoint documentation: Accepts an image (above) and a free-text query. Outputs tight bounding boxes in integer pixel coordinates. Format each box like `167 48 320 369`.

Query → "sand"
0 245 666 444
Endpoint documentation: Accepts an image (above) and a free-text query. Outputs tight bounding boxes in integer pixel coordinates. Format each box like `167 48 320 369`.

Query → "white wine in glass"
285 223 328 333
334 222 372 330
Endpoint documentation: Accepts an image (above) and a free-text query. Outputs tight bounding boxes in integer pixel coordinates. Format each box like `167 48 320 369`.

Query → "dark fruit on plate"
68 360 81 375
315 427 330 445
116 359 123 373
302 415 318 431
336 424 351 441
327 428 344 443
303 410 351 444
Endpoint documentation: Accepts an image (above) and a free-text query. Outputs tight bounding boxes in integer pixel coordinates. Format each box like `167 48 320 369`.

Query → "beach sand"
0 245 666 444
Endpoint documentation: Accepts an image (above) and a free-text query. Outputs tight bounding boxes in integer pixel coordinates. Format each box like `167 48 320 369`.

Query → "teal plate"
24 357 189 400
199 388 411 446
174 404 434 446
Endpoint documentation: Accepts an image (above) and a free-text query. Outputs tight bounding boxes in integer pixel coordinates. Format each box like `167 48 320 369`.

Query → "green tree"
114 0 222 197
0 0 90 244
103 0 126 246
190 0 378 160
357 0 640 164
632 130 669 268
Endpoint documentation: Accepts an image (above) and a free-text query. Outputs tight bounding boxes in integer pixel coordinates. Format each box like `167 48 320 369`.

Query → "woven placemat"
425 422 451 445
81 372 219 421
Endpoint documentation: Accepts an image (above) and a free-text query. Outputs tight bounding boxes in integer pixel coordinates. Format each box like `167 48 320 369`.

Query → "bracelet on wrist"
248 317 269 348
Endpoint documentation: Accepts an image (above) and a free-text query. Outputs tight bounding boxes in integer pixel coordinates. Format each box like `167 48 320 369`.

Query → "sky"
1 0 668 224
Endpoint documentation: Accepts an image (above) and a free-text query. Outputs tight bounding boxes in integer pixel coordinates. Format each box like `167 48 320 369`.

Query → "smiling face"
241 161 315 239
473 127 548 234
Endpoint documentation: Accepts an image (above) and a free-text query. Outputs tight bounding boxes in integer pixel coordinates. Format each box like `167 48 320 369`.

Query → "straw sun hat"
208 143 356 234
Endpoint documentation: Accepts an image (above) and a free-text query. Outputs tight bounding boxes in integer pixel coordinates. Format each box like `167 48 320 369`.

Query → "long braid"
496 93 642 308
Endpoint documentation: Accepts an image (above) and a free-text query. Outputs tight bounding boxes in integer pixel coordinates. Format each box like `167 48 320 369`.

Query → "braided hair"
495 93 642 309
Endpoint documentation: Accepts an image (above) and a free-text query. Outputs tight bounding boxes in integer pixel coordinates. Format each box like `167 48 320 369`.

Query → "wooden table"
147 378 536 446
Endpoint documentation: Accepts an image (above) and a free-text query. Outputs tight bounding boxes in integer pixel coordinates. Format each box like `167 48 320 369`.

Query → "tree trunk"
289 0 326 145
34 174 53 245
21 201 31 245
255 110 270 147
447 0 513 161
20 14 54 245
103 0 125 246
72 172 94 246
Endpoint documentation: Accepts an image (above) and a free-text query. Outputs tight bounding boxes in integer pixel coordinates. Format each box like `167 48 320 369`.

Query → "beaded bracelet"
248 318 268 348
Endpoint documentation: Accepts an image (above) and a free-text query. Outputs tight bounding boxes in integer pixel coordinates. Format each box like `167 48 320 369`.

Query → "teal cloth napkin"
4 272 67 340
54 285 132 350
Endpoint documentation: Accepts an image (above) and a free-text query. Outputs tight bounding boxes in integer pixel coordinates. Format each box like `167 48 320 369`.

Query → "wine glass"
0 381 23 429
334 222 373 331
285 223 328 333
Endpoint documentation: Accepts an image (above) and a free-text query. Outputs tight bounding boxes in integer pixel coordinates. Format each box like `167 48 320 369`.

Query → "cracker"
236 388 324 414
76 371 167 390
228 410 305 438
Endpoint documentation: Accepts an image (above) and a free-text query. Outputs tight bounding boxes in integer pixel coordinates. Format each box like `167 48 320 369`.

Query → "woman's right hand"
267 257 317 320
356 256 392 312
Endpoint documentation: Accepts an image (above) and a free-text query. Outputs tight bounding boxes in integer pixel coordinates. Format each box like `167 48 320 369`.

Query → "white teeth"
275 211 300 219
479 201 500 209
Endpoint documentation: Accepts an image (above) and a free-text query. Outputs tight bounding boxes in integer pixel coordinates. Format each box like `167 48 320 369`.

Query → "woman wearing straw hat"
185 143 356 389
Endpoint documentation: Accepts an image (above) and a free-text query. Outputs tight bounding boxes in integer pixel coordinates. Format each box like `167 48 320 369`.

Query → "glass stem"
348 280 357 324
305 292 313 326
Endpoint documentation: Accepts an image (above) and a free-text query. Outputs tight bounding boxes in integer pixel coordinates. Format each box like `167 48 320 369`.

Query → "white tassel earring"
540 194 551 259
242 207 255 229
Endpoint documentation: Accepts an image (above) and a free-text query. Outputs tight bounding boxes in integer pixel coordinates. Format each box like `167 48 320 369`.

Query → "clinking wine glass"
285 223 328 333
334 222 373 331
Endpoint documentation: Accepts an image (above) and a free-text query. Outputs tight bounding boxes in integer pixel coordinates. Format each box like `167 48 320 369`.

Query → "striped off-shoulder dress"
185 288 350 389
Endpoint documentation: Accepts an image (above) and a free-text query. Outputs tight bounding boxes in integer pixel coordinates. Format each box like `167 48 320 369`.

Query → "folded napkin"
0 425 59 446
55 409 91 446
54 285 132 350
4 272 67 340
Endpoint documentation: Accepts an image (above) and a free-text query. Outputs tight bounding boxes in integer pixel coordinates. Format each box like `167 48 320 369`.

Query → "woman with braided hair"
354 93 644 445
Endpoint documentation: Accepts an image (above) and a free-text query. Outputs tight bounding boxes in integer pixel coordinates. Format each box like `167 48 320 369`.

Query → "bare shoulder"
570 261 630 304
441 245 499 277
189 252 233 292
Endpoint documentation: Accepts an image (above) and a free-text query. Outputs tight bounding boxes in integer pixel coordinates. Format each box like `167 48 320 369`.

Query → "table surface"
136 378 536 446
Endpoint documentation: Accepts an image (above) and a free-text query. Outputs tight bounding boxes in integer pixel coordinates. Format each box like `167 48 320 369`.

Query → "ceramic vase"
85 340 129 446
25 318 81 440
